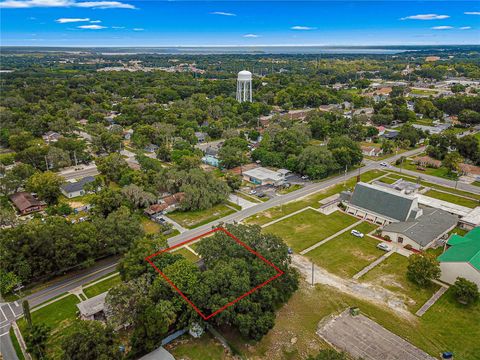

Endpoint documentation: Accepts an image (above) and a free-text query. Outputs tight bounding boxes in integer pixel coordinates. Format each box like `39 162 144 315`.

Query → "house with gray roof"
77 291 107 321
60 176 96 198
382 208 458 250
345 182 421 225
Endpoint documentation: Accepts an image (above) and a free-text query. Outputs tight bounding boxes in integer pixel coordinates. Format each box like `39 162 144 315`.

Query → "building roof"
61 176 95 194
9 192 46 212
138 346 175 360
349 182 417 222
162 192 185 206
76 292 107 317
243 167 284 182
383 208 458 247
439 227 480 271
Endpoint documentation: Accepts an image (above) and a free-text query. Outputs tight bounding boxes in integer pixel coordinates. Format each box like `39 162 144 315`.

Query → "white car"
250 190 257 195
379 162 388 167
377 243 392 251
351 229 364 238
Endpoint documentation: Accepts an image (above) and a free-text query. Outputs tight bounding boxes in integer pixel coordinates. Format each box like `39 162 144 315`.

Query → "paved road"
0 146 425 360
59 164 99 180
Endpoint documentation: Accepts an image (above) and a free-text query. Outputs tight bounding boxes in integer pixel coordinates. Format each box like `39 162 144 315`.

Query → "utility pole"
73 150 78 166
311 262 314 286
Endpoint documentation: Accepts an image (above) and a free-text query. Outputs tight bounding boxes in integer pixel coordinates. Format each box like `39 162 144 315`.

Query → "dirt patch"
292 254 415 320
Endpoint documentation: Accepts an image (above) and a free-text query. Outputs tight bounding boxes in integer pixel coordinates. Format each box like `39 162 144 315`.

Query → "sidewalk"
415 286 448 317
353 250 394 279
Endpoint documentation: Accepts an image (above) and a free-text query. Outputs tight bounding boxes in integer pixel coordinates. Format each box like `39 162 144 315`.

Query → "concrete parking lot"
317 310 436 360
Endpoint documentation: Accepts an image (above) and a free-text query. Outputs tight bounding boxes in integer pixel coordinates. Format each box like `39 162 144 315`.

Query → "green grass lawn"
424 189 479 208
169 203 236 229
18 295 80 359
449 226 468 237
245 170 386 226
360 253 439 312
168 333 229 360
376 177 397 184
141 217 162 234
472 181 480 187
235 191 261 203
264 209 358 252
306 221 382 278
173 247 200 262
402 161 457 180
83 273 121 298
278 184 303 195
10 328 25 360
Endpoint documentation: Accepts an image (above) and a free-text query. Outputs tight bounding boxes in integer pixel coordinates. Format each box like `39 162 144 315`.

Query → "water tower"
236 70 252 102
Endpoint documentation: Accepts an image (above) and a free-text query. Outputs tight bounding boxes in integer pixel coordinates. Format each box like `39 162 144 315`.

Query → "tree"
0 206 17 227
96 153 129 183
452 277 479 305
61 321 121 360
26 171 63 204
457 135 479 162
218 145 248 169
458 109 480 125
407 253 441 287
398 124 423 147
91 188 124 217
23 300 32 329
225 173 242 191
25 323 50 359
442 151 463 174
0 270 20 296
121 184 156 209
296 146 339 179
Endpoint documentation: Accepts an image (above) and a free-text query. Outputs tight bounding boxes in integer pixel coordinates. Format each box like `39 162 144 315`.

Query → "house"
42 131 61 144
382 208 458 250
144 192 185 216
202 154 220 168
438 227 480 287
459 163 480 178
381 131 399 140
60 176 96 198
124 128 134 140
361 146 383 157
412 156 441 169
242 167 286 186
10 192 46 215
194 132 207 143
77 292 107 321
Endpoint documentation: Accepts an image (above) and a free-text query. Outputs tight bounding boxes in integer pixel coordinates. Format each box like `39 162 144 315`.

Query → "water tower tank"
236 70 252 102
237 70 252 81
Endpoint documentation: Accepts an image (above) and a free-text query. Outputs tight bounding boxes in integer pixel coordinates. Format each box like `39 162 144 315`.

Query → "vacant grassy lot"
245 170 386 226
169 203 236 229
18 295 80 359
424 189 479 208
141 217 162 234
402 161 457 180
224 279 480 360
360 253 439 312
376 176 397 184
168 333 232 360
306 221 382 278
173 247 200 262
264 209 358 252
83 273 121 298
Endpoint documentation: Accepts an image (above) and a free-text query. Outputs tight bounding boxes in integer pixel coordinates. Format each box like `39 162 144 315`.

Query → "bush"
452 277 479 305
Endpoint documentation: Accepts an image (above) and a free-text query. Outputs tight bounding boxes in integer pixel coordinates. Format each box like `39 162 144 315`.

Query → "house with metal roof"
242 167 286 186
345 182 421 225
60 176 96 198
77 292 108 321
382 208 458 250
438 228 480 287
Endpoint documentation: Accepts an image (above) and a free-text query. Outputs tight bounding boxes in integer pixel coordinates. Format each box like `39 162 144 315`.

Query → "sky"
1 1 479 47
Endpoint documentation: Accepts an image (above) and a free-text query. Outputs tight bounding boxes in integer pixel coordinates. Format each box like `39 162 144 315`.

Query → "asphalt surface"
0 145 430 360
60 164 99 180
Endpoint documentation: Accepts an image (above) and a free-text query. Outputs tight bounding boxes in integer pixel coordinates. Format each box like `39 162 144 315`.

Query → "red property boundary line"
145 227 284 320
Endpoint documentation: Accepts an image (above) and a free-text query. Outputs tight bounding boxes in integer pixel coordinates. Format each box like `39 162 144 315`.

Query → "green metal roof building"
438 228 480 287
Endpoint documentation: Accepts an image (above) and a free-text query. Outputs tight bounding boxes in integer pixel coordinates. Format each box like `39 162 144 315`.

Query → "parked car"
301 175 309 180
287 247 293 255
377 243 392 251
250 190 257 195
351 229 364 238
379 162 388 167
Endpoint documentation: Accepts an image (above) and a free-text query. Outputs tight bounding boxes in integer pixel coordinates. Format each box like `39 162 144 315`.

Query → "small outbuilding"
77 292 108 321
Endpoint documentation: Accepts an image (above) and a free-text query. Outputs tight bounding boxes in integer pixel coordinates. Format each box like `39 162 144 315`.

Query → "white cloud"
133 28 144 31
210 11 236 16
111 26 124 29
90 20 101 23
400 14 450 20
243 34 259 38
291 26 316 30
77 24 106 29
0 0 135 9
464 12 480 15
431 26 453 30
56 17 89 23
460 26 472 30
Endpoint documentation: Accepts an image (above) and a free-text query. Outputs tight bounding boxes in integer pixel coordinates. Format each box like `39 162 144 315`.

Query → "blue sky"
1 1 479 46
